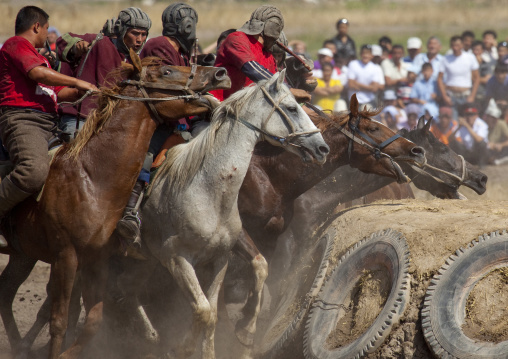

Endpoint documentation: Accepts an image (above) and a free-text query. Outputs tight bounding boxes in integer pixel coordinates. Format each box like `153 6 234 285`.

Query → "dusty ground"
0 163 507 358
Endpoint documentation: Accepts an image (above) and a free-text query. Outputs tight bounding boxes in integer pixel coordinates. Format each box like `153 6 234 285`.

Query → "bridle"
59 64 206 125
235 85 321 148
407 154 466 186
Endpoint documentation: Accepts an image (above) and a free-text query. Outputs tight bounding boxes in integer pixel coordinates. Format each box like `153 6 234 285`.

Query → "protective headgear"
114 7 152 55
162 3 198 55
102 18 117 38
238 5 284 49
270 31 287 67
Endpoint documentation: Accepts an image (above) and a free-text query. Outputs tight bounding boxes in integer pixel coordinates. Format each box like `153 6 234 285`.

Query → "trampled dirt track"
0 163 507 359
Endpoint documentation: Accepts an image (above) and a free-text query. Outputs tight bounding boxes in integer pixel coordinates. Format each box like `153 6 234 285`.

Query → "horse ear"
130 48 143 75
276 69 286 91
416 115 426 130
349 94 359 117
266 71 280 92
424 116 433 131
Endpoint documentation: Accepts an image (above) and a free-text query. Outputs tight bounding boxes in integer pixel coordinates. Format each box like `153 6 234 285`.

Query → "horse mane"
149 83 263 193
310 106 382 131
66 57 163 159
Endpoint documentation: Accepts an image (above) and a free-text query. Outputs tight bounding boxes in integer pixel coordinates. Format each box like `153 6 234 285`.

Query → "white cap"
371 44 382 56
407 37 422 49
317 48 334 58
384 89 397 100
485 98 502 119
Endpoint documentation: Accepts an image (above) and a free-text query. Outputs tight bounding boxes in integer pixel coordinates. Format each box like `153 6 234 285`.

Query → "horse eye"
369 126 379 132
287 106 298 113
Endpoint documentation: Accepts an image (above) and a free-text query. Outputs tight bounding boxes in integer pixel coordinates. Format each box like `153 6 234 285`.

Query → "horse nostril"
480 175 488 187
214 68 227 81
411 146 425 157
319 145 330 155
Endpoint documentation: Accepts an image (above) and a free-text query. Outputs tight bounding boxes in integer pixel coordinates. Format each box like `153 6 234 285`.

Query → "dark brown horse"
0 52 230 359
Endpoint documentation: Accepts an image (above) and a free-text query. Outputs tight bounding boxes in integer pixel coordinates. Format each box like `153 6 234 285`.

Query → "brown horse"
0 52 230 359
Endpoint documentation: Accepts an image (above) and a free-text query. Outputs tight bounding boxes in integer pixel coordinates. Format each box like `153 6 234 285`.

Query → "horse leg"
63 272 82 349
0 254 37 351
202 255 228 359
47 250 78 359
116 258 159 344
231 228 268 346
58 257 108 359
165 255 214 359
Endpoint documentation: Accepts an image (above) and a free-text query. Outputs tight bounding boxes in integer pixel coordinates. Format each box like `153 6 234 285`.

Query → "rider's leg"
0 108 56 248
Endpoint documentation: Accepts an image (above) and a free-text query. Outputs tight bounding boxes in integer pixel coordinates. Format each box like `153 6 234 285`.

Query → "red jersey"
140 36 189 66
213 32 277 100
0 36 64 113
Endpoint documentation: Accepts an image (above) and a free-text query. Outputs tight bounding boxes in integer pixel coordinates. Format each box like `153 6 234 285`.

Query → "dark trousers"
0 107 58 193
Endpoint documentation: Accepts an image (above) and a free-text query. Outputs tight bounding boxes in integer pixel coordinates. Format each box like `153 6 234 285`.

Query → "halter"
235 85 321 148
304 102 409 182
407 154 466 186
59 64 204 126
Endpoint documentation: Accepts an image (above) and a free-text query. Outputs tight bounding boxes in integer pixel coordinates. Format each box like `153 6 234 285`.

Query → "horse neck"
78 101 156 184
263 127 350 200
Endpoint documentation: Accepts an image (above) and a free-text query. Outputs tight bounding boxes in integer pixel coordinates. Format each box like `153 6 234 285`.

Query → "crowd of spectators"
298 19 508 166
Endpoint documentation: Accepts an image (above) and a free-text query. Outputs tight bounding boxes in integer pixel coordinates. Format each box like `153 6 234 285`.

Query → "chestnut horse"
0 52 231 359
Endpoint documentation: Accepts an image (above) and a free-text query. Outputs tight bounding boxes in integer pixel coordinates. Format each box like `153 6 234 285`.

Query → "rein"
407 154 466 186
59 64 203 126
235 85 321 148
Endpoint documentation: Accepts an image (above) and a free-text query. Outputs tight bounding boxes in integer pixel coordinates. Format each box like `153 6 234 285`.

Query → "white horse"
118 70 329 359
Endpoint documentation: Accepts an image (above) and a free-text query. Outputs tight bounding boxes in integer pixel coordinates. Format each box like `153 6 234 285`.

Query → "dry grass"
2 1 508 58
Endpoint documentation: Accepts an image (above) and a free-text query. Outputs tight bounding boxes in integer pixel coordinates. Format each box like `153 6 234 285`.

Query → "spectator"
313 48 341 80
379 35 392 53
347 44 385 109
47 26 59 50
497 41 508 62
483 99 508 161
371 44 383 65
322 39 338 58
485 61 508 110
380 89 407 130
446 30 475 55
430 106 459 145
450 103 489 166
329 18 356 63
472 40 495 108
312 62 345 112
409 36 443 82
289 39 310 59
482 30 498 63
381 44 409 91
410 62 438 118
437 35 479 116
403 37 422 64
405 103 420 129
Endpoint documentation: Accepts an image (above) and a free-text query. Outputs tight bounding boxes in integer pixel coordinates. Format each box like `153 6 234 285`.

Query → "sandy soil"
0 163 507 358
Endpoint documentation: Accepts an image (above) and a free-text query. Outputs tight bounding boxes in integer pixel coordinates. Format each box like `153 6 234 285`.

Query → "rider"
114 3 200 251
0 6 97 248
55 7 152 138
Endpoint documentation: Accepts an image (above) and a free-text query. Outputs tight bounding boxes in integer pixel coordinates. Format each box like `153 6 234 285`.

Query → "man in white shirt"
438 35 479 116
381 44 409 91
348 44 385 108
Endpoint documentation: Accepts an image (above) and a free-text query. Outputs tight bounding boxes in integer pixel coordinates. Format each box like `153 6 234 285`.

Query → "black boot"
116 180 146 258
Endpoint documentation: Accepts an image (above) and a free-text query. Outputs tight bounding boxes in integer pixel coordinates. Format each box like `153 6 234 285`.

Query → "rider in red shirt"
212 5 283 101
0 6 97 248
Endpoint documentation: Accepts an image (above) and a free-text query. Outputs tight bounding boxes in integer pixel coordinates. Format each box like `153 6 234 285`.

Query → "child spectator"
410 62 438 118
482 30 498 63
485 61 508 110
472 40 495 108
430 106 459 145
313 48 340 80
405 103 420 129
483 99 508 161
312 62 345 112
497 41 508 61
380 89 407 130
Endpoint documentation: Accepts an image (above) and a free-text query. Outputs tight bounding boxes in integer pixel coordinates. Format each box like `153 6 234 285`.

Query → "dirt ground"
0 163 507 358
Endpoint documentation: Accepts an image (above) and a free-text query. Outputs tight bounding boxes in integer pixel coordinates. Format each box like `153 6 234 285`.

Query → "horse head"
338 94 425 183
245 70 330 164
122 49 231 121
399 116 488 199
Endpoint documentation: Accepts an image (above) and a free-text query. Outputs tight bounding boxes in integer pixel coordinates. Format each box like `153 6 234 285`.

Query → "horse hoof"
234 325 255 347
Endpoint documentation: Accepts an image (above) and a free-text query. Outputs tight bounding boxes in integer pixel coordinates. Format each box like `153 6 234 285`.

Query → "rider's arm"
28 66 97 92
241 61 273 83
